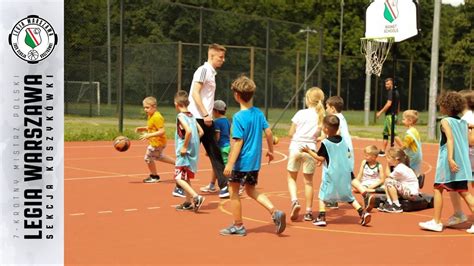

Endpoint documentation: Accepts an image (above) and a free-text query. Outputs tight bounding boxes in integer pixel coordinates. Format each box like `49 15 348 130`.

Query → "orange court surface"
65 137 474 265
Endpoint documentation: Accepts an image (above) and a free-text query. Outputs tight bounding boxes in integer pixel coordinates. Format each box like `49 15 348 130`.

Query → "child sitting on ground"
352 145 385 212
302 115 371 227
378 147 419 213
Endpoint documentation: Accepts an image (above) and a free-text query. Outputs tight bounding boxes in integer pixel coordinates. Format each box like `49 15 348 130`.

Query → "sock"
386 198 393 205
292 199 299 205
357 207 363 216
306 208 312 213
318 211 326 217
393 200 400 207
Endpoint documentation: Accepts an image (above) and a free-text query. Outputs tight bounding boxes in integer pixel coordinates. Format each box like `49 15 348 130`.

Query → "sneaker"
360 211 371 226
419 219 443 232
386 204 403 213
175 202 193 211
313 214 327 226
290 201 301 221
143 175 160 183
172 187 186 198
200 184 217 193
364 194 375 213
377 202 391 212
417 174 425 189
272 210 286 234
378 150 385 157
219 224 247 236
219 186 230 198
467 224 474 234
304 212 314 221
193 195 205 212
325 201 339 209
446 213 468 227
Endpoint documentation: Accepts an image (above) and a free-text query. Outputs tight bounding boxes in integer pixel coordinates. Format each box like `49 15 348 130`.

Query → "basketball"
273 136 279 145
113 136 130 152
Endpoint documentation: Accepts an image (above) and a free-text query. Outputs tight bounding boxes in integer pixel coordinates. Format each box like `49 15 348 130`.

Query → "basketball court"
64 137 473 265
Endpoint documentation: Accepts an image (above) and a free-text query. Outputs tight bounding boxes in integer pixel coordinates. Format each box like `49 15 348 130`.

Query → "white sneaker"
446 213 468 227
419 219 443 232
467 225 474 234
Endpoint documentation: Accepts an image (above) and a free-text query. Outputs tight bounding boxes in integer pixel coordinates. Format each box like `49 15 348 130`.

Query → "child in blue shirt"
220 76 286 236
200 100 231 193
172 90 206 212
302 115 371 227
419 91 474 233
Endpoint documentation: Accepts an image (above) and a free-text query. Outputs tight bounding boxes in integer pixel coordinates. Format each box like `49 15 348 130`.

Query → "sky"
441 0 465 6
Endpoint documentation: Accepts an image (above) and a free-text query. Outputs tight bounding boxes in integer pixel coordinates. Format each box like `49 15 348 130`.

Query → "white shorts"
287 149 315 174
361 179 381 188
144 145 165 163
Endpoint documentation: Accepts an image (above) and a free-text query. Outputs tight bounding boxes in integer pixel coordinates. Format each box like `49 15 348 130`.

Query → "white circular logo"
9 15 58 64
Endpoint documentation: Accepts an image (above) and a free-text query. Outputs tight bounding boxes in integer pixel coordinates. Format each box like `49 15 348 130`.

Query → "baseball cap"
213 100 227 111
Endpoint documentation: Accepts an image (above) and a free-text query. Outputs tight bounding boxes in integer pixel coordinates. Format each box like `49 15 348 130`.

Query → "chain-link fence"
65 1 473 121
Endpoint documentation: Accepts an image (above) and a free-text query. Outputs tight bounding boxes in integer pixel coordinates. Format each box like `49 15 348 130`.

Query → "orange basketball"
113 136 130 152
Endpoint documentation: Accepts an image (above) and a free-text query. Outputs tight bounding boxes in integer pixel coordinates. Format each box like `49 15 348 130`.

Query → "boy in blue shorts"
220 76 286 236
173 90 206 212
200 100 231 193
302 115 371 226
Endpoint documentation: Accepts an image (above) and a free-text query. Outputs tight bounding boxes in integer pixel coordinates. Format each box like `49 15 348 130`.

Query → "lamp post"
299 26 317 108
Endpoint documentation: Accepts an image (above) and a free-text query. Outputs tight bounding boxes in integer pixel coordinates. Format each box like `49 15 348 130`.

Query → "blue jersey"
319 138 355 202
435 117 472 183
232 107 269 172
214 117 231 148
175 112 200 173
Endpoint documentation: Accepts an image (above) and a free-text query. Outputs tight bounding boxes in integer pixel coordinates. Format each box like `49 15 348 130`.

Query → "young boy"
173 90 206 212
352 145 385 212
200 100 231 193
301 115 371 227
324 96 354 209
135 96 175 183
394 110 423 176
220 76 286 236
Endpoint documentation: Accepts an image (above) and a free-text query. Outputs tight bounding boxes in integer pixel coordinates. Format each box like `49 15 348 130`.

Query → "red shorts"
174 166 195 181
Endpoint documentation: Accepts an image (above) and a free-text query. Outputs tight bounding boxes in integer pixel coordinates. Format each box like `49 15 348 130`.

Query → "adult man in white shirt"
188 43 229 198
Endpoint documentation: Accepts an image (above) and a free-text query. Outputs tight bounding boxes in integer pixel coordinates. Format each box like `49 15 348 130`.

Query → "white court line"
69 213 85 216
124 209 138 212
147 207 160 210
97 210 113 214
65 150 288 181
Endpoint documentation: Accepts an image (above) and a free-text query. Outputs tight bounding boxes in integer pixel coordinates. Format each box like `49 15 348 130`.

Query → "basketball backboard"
365 0 419 42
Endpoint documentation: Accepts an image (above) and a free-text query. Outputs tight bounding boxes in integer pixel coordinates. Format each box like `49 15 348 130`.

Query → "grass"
65 105 439 143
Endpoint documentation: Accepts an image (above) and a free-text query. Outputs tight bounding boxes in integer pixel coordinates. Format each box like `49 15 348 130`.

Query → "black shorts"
434 181 468 192
229 171 259 186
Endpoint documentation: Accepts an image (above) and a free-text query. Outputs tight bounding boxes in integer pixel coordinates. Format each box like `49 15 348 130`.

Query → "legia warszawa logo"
8 15 58 64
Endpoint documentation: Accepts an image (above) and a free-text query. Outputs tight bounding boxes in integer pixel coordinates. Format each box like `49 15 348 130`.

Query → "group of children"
134 77 474 236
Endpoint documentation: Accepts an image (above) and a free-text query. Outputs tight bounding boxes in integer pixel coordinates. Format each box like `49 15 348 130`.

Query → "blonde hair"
403 110 418 124
143 96 157 107
305 87 325 127
364 145 379 156
387 147 410 167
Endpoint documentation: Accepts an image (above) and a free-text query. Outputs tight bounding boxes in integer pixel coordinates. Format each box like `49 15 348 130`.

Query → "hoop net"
360 37 394 76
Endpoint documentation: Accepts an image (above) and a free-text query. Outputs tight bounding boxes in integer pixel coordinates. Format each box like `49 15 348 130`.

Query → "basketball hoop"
360 37 394 77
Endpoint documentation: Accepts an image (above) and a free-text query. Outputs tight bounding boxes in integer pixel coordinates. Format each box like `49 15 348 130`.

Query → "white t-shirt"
335 113 353 153
289 108 320 151
188 62 217 119
461 110 474 171
390 163 419 194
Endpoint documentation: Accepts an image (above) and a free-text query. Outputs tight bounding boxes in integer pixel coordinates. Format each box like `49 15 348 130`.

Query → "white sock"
386 198 393 205
393 200 400 207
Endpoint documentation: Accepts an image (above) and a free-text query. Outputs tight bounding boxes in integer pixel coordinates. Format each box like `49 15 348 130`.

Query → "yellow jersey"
147 111 166 147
